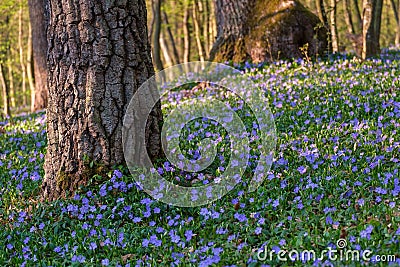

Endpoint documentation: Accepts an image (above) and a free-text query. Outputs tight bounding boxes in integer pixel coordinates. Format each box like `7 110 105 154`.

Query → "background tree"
209 0 328 62
362 0 384 59
28 0 48 111
42 0 162 200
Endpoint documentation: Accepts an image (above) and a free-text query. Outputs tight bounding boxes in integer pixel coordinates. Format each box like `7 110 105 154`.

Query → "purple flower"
142 239 149 247
101 259 109 266
297 166 307 174
255 227 262 235
185 230 194 242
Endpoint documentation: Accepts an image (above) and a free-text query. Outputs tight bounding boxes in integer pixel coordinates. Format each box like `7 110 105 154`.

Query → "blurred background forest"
0 0 399 115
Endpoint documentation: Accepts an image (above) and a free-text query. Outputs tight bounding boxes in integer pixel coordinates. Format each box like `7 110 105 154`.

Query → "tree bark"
28 0 49 111
152 0 163 71
42 0 162 201
362 0 383 59
330 0 339 52
0 64 11 116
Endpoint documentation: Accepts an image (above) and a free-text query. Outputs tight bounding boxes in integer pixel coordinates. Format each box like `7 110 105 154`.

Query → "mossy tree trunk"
209 0 327 63
42 0 162 201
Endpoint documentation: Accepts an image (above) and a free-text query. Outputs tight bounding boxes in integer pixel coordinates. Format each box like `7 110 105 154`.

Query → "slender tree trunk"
344 0 358 51
183 2 191 63
160 32 173 67
27 21 35 109
202 0 210 57
148 0 155 42
193 0 206 61
152 0 163 71
0 64 11 116
18 1 27 107
362 0 383 59
28 0 49 111
42 0 162 201
7 59 15 108
209 0 216 57
344 0 356 35
162 11 180 65
391 0 400 45
316 0 329 29
353 0 363 31
330 0 339 52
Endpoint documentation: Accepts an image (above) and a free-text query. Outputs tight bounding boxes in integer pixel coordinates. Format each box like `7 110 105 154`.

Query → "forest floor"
0 50 400 266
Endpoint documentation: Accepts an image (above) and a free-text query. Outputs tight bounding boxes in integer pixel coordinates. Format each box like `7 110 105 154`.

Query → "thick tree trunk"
42 0 162 201
362 0 383 59
28 0 49 111
210 0 327 62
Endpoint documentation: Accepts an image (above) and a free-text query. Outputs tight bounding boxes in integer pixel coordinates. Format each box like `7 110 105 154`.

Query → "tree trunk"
316 0 329 30
160 32 173 67
344 0 358 52
353 0 363 31
162 11 180 65
362 0 383 59
193 0 206 61
28 0 49 111
27 21 35 109
0 64 11 116
18 1 27 107
202 0 210 57
183 2 191 63
391 0 400 45
152 0 163 71
344 0 356 36
42 0 162 201
330 0 339 52
210 0 327 62
7 58 15 108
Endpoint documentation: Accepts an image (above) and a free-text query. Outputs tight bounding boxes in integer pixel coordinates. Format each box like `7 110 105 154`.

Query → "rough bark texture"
210 0 328 63
42 0 162 201
28 0 49 111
